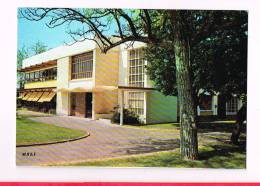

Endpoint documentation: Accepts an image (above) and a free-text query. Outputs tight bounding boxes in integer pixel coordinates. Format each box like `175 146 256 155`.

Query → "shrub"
16 98 22 108
111 108 141 125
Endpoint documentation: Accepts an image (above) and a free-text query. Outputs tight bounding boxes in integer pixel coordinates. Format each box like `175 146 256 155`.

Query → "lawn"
139 123 180 129
62 121 246 168
64 144 246 168
124 123 180 131
16 116 86 146
126 121 236 131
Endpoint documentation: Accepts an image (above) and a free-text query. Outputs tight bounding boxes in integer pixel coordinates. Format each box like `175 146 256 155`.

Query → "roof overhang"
57 86 155 93
18 60 57 72
118 86 155 91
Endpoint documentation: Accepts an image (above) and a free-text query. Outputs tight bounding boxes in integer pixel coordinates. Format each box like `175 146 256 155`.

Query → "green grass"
64 145 246 168
126 123 180 130
16 116 86 146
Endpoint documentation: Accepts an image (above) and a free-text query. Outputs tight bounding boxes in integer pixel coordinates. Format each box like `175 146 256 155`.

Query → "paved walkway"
16 116 180 165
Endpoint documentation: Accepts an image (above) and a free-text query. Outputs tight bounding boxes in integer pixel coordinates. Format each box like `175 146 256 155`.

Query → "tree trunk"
231 104 246 145
170 11 199 160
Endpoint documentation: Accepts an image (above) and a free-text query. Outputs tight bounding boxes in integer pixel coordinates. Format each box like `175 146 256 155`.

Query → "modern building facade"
18 40 241 123
18 41 177 124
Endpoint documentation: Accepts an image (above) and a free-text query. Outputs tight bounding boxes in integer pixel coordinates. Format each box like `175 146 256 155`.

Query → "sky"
18 14 74 51
17 8 123 53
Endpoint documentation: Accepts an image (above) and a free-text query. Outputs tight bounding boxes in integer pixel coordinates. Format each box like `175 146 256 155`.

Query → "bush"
16 98 22 108
111 108 141 125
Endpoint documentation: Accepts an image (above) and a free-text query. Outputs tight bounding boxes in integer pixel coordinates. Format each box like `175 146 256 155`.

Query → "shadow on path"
116 138 180 155
197 122 246 134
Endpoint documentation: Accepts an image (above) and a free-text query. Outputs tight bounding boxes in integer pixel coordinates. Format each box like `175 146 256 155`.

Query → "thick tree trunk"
231 104 246 145
170 11 199 160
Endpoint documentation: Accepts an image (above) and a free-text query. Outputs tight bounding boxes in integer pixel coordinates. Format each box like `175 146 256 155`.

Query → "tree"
17 46 29 89
145 11 247 145
19 8 247 159
146 11 247 98
31 40 48 55
17 41 48 90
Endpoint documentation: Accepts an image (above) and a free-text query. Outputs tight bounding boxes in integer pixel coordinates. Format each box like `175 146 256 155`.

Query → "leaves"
19 8 247 98
146 10 247 98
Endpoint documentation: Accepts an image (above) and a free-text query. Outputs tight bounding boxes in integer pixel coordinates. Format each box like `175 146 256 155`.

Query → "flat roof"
22 40 96 69
22 40 146 69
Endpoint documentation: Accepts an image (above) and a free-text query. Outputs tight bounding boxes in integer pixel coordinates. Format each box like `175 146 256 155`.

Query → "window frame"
25 66 57 83
128 48 145 87
128 91 145 116
226 97 239 115
71 51 93 80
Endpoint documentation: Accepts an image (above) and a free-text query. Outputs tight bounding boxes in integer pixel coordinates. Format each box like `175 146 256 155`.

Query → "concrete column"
213 95 218 115
92 92 95 120
120 90 124 126
56 57 70 115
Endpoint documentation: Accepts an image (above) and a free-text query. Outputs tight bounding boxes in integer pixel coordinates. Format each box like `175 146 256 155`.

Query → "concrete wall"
56 57 70 115
93 48 120 117
56 92 70 116
146 91 178 123
94 91 118 114
95 48 119 86
69 79 94 90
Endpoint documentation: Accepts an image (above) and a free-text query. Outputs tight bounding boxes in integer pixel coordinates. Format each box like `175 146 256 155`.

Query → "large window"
25 67 57 83
71 51 93 79
226 97 238 114
128 92 145 115
128 48 145 87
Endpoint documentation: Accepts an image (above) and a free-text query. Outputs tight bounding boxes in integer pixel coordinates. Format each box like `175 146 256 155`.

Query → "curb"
16 133 90 147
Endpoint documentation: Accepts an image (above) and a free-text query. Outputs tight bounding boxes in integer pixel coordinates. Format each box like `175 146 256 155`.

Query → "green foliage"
111 108 141 125
145 10 248 98
17 45 29 69
17 41 48 89
192 11 248 97
17 46 29 88
16 116 86 146
145 44 177 96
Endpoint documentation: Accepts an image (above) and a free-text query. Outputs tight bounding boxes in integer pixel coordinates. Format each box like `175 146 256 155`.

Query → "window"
35 71 39 81
30 72 35 82
42 70 48 80
128 48 145 87
226 97 238 114
199 95 212 110
128 92 145 115
52 67 57 80
39 70 43 81
26 73 30 81
25 67 57 83
71 51 93 79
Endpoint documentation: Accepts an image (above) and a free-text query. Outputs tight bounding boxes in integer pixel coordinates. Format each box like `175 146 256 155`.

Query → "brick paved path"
16 116 180 165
